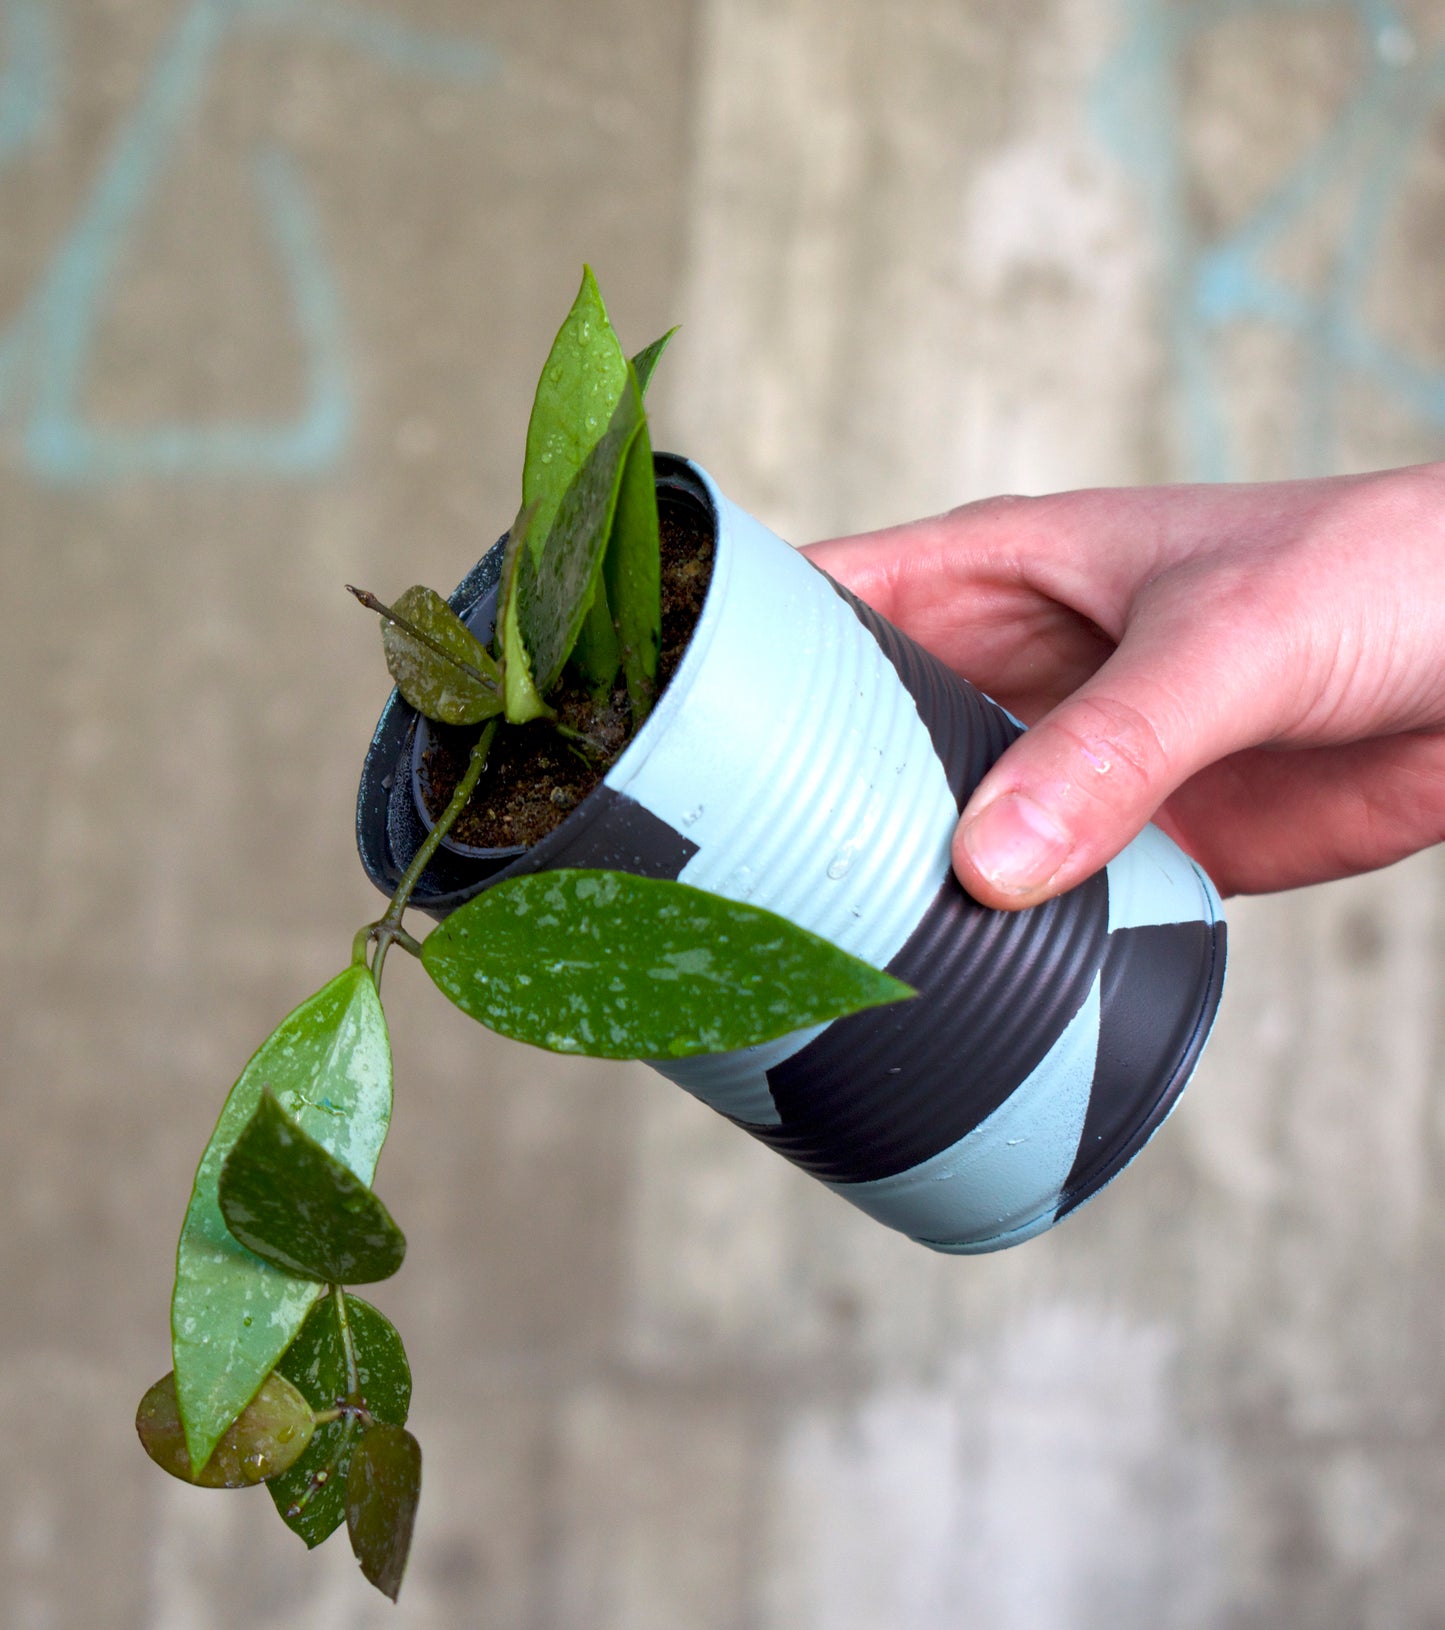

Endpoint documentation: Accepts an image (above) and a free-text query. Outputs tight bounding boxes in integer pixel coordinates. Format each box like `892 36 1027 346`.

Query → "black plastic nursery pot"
357 455 1226 1253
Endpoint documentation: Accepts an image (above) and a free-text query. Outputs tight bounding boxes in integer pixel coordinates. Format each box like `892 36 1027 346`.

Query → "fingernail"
959 791 1072 895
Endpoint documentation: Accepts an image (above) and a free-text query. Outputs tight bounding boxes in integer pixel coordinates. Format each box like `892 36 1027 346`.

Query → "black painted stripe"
1054 918 1227 1218
754 862 1110 1183
506 784 700 883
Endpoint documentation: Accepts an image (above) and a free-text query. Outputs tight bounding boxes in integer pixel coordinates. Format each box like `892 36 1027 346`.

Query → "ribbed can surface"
356 457 1226 1251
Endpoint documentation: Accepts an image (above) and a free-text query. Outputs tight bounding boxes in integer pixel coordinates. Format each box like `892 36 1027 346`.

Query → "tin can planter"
358 455 1226 1253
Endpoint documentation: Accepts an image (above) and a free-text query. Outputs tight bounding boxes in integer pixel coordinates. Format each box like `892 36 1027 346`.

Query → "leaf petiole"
333 1284 362 1406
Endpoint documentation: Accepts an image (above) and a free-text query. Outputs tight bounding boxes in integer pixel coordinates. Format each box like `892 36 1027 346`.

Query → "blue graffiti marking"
1096 0 1445 478
0 0 55 162
0 0 494 484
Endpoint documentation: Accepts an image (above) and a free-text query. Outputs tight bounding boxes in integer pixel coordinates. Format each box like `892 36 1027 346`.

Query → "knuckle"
942 492 1034 528
1048 693 1171 800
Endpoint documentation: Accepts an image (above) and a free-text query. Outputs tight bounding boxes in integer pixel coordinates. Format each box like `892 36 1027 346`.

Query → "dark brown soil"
419 502 714 850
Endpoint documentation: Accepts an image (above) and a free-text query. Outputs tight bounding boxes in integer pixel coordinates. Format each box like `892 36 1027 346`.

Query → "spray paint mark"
1095 0 1445 478
0 0 495 485
0 0 54 162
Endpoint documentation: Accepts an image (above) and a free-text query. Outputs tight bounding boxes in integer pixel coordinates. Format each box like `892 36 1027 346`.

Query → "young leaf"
420 870 916 1059
630 326 677 396
136 1369 315 1489
570 568 622 700
514 373 646 698
347 1424 423 1602
219 1089 406 1285
171 967 392 1476
523 265 629 555
604 397 661 721
270 1292 412 1549
497 504 552 725
378 584 502 726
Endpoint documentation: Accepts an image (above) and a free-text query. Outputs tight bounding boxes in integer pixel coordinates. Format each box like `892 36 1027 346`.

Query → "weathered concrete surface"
3 1 1444 1626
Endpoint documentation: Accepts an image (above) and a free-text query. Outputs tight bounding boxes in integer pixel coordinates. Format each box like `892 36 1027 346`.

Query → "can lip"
919 910 1228 1255
1057 907 1227 1215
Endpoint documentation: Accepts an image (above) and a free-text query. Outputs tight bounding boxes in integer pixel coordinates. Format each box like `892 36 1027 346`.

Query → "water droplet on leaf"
136 1371 314 1488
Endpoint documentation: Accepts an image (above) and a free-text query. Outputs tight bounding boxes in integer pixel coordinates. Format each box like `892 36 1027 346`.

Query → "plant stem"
369 718 497 989
333 1283 362 1405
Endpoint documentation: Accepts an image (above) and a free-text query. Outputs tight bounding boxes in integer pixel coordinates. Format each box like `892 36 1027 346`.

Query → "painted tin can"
358 456 1226 1252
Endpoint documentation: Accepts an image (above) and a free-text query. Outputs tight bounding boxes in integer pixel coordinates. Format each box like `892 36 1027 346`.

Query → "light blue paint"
1 0 495 485
660 1025 822 1127
1105 822 1222 935
827 976 1102 1253
1096 0 1445 478
0 0 55 162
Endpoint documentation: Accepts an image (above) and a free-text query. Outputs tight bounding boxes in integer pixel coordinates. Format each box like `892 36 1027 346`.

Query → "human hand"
803 464 1445 909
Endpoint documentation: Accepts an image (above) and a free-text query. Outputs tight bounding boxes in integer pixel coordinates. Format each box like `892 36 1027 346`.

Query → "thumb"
952 625 1271 909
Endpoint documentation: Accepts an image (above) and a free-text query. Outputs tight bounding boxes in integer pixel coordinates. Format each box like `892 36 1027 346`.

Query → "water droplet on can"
827 844 857 880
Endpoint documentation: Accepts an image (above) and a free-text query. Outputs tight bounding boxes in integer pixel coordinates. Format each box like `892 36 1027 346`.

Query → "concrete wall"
4 1 1444 1624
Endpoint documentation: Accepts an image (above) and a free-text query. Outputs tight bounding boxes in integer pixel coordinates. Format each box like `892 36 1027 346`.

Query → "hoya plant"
137 269 914 1600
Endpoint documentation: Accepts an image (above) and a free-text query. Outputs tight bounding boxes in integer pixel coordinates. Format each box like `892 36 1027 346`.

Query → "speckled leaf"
497 503 551 724
630 327 677 396
171 967 392 1475
136 1369 315 1488
270 1292 411 1549
380 584 501 725
219 1089 406 1284
420 870 916 1059
347 1424 422 1602
523 265 629 557
605 402 661 721
515 374 645 698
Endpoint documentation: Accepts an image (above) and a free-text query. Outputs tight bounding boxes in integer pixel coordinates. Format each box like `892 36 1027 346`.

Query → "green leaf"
570 568 622 699
219 1089 406 1285
137 1369 315 1489
347 1424 423 1602
630 326 677 396
171 967 392 1475
380 585 502 726
497 503 552 725
514 373 646 699
604 399 661 722
421 870 916 1059
523 265 629 557
270 1293 411 1549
